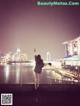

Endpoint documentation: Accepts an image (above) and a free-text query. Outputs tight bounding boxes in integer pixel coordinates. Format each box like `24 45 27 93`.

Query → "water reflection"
16 64 20 84
0 63 79 84
4 65 10 83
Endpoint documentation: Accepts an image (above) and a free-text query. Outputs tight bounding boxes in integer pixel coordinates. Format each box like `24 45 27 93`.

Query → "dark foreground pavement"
0 84 80 106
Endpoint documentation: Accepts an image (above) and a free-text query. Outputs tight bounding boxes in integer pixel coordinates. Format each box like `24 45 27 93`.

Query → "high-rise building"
63 36 80 56
46 52 51 61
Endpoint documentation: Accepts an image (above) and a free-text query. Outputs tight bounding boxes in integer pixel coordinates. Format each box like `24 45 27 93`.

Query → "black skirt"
34 66 42 74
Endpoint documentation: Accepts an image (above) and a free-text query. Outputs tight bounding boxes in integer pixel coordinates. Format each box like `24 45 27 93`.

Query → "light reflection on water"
4 65 10 83
0 63 35 84
16 64 20 84
0 63 79 84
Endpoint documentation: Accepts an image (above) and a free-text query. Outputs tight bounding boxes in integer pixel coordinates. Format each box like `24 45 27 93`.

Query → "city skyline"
0 0 80 60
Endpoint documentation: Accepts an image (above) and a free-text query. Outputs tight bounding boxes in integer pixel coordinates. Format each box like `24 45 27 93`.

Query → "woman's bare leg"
37 73 40 87
34 72 40 89
34 73 37 89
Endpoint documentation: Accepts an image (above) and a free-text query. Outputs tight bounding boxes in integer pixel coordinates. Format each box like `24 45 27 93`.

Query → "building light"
16 48 20 53
46 52 51 61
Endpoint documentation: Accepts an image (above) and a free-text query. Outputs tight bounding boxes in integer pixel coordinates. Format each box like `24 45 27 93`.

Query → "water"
0 63 79 84
0 63 35 84
0 63 49 84
0 64 79 106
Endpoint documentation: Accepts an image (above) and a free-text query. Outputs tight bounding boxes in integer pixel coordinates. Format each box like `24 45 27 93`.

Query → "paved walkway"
0 84 80 106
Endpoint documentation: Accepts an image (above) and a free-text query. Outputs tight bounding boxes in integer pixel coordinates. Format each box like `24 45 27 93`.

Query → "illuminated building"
46 52 51 61
16 48 21 53
0 49 28 63
63 36 80 56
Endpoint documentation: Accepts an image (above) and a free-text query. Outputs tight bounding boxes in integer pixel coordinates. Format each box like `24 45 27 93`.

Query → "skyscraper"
46 52 51 61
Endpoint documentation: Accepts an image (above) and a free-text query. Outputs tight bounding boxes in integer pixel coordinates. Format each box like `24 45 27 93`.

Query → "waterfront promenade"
0 63 80 106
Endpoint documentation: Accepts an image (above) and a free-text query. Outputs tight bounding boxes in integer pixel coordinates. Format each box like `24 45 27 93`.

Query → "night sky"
0 0 80 60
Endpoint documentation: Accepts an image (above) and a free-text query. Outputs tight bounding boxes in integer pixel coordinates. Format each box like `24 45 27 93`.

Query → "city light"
0 36 80 84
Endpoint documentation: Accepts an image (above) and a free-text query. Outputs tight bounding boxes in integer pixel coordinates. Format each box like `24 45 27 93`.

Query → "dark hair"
35 54 41 62
37 54 41 59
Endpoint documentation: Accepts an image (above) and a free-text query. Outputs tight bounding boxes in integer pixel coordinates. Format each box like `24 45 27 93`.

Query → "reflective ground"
0 63 79 84
0 84 80 106
0 63 80 106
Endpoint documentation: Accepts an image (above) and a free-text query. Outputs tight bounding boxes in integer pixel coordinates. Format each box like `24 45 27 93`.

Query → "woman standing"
34 54 44 89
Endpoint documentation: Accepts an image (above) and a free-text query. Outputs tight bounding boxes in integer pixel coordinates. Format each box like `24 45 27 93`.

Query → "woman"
34 54 44 89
